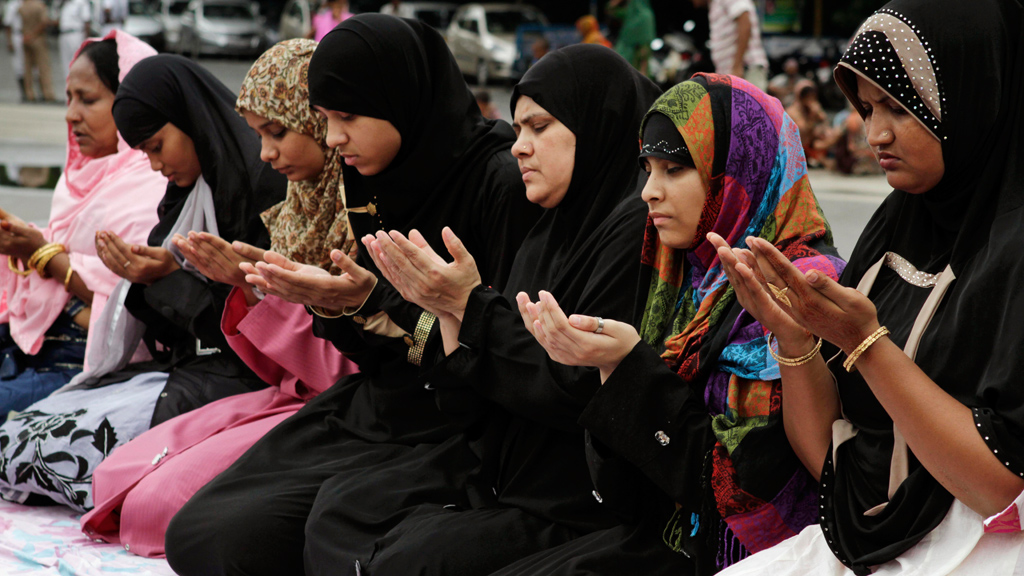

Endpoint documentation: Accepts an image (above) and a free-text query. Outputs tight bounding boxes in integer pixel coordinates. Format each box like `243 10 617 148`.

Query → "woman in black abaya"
713 0 1024 573
89 54 286 423
165 15 538 576
312 44 666 576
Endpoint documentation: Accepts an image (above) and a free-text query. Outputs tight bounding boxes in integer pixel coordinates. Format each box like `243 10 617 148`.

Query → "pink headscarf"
0 31 166 359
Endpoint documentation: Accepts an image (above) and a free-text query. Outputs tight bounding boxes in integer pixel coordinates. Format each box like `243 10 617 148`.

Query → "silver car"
178 0 265 58
446 3 547 85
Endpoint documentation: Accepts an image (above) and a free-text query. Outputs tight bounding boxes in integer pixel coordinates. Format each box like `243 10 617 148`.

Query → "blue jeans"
0 300 87 424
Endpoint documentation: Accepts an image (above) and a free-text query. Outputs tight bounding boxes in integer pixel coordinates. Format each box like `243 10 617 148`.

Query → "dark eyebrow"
512 112 552 130
257 119 276 130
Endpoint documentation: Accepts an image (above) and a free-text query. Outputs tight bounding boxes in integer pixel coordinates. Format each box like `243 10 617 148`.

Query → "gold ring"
767 282 792 307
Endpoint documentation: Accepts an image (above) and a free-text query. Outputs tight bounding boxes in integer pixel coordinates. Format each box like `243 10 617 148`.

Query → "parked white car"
178 0 266 57
446 3 547 85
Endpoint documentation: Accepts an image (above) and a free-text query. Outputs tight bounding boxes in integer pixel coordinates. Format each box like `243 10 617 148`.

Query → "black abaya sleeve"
125 270 233 353
580 341 715 512
426 198 649 433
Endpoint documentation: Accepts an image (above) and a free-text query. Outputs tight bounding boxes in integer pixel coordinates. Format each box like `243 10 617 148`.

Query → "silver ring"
594 317 604 334
123 261 131 268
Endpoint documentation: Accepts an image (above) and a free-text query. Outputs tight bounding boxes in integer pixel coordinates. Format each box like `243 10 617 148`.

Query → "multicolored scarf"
640 74 845 567
236 39 351 271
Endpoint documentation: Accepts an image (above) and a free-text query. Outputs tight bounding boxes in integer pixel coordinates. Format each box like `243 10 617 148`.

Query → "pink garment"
312 7 352 42
81 289 357 557
0 30 164 358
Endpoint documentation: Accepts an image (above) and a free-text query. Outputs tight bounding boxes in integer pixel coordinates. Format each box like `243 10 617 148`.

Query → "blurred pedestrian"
474 89 500 119
576 14 611 47
3 0 27 101
531 36 549 64
309 0 352 43
692 0 768 90
19 0 55 102
380 0 410 18
95 0 127 36
768 56 801 105
611 0 655 76
58 0 92 74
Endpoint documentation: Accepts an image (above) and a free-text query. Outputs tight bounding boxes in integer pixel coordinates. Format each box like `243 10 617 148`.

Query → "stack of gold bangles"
9 243 69 279
842 326 890 372
766 332 822 367
27 243 67 278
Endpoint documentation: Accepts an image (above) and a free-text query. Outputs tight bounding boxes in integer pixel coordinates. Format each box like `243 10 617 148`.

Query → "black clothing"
165 16 537 576
113 54 283 247
110 55 287 424
296 45 663 576
822 0 1024 571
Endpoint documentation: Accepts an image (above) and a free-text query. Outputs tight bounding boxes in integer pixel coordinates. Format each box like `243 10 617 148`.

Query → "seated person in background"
0 32 163 426
768 57 801 106
786 79 837 168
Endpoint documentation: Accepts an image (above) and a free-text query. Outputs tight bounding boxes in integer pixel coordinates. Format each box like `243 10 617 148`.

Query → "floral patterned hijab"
236 39 351 270
640 74 844 567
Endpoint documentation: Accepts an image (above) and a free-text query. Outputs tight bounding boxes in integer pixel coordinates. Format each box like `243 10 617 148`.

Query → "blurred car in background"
446 3 547 85
161 0 191 51
278 0 314 40
125 0 165 51
380 2 457 32
279 0 455 40
178 0 266 57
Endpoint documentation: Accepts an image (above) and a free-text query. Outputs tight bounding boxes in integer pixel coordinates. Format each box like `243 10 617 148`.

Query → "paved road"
0 43 884 258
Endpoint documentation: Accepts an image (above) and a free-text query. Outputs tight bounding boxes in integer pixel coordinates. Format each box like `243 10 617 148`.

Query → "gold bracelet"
63 265 74 291
27 243 66 278
8 255 32 276
766 332 822 367
842 326 890 373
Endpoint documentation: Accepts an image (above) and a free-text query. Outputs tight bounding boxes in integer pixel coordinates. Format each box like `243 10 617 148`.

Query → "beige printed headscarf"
236 38 352 271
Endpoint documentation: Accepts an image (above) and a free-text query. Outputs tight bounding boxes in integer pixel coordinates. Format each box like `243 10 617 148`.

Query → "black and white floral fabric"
0 372 166 511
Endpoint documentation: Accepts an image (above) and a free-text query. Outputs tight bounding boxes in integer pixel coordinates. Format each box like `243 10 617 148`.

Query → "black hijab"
508 44 662 298
112 54 286 247
823 0 1024 571
307 14 522 281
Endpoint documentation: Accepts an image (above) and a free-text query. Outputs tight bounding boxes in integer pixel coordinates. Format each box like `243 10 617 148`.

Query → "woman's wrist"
773 329 816 359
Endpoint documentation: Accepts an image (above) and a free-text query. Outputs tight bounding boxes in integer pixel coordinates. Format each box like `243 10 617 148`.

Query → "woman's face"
640 157 706 249
242 110 326 182
512 95 576 209
65 54 119 158
315 106 401 176
136 122 202 188
855 75 944 195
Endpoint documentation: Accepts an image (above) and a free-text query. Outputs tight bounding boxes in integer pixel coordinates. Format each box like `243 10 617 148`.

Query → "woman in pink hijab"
0 31 166 422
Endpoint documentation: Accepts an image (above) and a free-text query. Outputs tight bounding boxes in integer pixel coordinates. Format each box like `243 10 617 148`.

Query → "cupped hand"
0 208 45 261
741 235 880 353
95 230 180 285
517 290 640 383
239 249 376 312
362 226 481 320
172 232 261 288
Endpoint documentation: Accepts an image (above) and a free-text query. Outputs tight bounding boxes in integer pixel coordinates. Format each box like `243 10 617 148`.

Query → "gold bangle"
27 243 66 278
8 255 32 276
766 332 822 367
63 265 74 291
842 326 890 373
